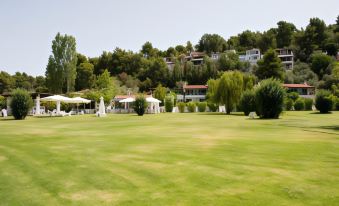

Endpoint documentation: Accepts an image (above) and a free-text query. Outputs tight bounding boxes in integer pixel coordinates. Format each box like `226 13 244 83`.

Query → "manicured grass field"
0 112 338 206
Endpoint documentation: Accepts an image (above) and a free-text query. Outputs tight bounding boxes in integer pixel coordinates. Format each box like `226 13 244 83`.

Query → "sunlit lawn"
0 111 338 205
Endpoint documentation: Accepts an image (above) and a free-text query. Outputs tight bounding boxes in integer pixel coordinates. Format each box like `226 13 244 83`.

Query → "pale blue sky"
0 0 338 76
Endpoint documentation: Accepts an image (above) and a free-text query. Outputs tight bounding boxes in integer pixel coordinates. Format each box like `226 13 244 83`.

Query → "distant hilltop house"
163 51 206 70
283 83 315 98
176 84 208 102
275 48 294 70
239 48 262 65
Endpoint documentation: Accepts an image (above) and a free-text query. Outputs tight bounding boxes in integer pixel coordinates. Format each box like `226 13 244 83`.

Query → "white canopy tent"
67 97 91 114
40 95 72 115
146 96 161 114
119 97 135 110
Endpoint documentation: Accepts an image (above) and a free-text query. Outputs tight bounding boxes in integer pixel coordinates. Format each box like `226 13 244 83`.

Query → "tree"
154 84 167 103
216 71 244 114
255 49 284 80
237 30 259 51
134 95 147 116
276 21 296 48
164 94 174 112
0 71 14 93
311 53 332 79
307 18 327 48
206 78 219 104
239 90 256 116
196 34 227 53
96 69 113 89
315 90 333 113
75 63 95 91
284 61 318 85
255 79 285 119
45 56 63 93
186 41 193 53
141 42 156 58
10 89 33 120
258 29 277 53
46 33 77 93
0 95 6 109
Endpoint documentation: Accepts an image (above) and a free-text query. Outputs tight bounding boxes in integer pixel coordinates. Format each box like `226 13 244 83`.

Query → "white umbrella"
68 97 91 104
146 97 161 103
98 96 106 117
119 97 135 103
35 96 41 115
41 95 72 115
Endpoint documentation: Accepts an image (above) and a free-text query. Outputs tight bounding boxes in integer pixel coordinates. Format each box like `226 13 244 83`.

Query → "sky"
0 0 338 76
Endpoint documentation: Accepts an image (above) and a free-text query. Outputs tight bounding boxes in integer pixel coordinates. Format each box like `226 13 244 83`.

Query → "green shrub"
335 97 339 111
304 98 313 111
207 103 218 112
10 89 33 120
294 98 305 111
286 92 299 102
315 90 333 113
133 96 147 116
61 102 72 112
239 90 256 116
41 101 56 111
187 102 196 113
197 102 207 112
255 79 285 119
177 102 186 113
284 98 293 111
164 95 174 112
0 95 6 109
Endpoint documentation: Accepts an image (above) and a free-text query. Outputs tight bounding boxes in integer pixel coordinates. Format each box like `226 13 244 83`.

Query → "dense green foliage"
315 90 333 113
207 103 218 112
177 102 186 113
284 98 293 111
304 98 314 111
10 89 33 120
294 98 305 111
239 90 256 116
133 96 147 116
255 49 284 81
197 102 207 112
0 95 6 109
255 79 285 118
216 71 244 114
164 95 174 112
45 33 77 93
187 102 196 113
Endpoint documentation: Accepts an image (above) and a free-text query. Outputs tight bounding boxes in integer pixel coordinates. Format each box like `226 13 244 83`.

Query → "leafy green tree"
164 94 174 112
0 95 6 109
197 102 207 112
186 41 194 53
45 55 63 93
10 89 33 120
94 51 112 75
175 45 187 55
294 98 305 111
311 53 333 79
187 102 196 112
177 102 186 113
154 84 167 103
141 42 157 58
255 79 285 118
0 71 14 93
216 71 244 114
237 30 259 51
96 69 113 89
284 61 318 85
134 95 147 116
35 76 48 93
196 34 227 53
315 90 333 113
206 78 219 104
239 90 256 116
276 21 296 48
46 33 77 93
76 63 95 91
258 29 277 53
76 53 88 66
255 49 284 80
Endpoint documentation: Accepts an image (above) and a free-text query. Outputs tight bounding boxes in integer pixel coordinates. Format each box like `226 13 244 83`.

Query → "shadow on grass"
197 112 245 116
309 112 332 114
316 126 339 131
0 118 15 121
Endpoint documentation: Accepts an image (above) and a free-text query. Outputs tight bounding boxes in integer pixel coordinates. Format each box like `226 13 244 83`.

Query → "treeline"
0 16 339 97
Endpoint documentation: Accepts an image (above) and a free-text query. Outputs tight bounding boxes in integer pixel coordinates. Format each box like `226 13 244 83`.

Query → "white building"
239 49 261 65
276 48 294 70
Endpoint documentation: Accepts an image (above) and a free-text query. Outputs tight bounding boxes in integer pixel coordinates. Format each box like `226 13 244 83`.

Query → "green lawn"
0 112 338 206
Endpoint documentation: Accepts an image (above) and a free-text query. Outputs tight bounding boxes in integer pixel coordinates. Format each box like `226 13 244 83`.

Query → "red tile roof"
283 84 315 88
183 85 208 89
